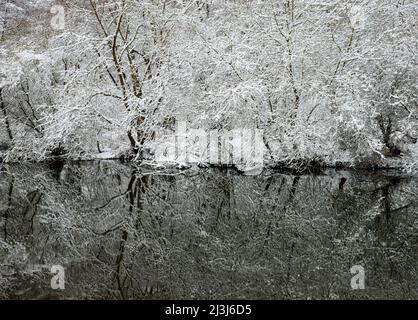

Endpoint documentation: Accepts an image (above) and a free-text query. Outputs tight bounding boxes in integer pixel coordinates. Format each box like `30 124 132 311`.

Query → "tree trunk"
127 128 139 155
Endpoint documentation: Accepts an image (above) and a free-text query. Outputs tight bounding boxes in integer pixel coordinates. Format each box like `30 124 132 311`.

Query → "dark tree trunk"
127 129 139 155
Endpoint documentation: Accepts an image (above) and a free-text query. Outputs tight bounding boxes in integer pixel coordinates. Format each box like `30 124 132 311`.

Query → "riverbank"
1 149 416 177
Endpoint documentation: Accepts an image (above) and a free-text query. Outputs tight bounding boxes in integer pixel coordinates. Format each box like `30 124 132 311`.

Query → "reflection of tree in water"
330 173 418 298
1 163 418 299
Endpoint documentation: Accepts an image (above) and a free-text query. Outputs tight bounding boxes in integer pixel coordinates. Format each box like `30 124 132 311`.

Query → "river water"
1 161 417 299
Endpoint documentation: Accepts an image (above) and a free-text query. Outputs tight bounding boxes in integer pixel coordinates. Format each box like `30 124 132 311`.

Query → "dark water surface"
1 161 418 299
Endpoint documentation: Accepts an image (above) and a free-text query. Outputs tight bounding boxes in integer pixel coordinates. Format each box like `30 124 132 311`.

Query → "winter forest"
1 0 418 301
0 0 416 170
